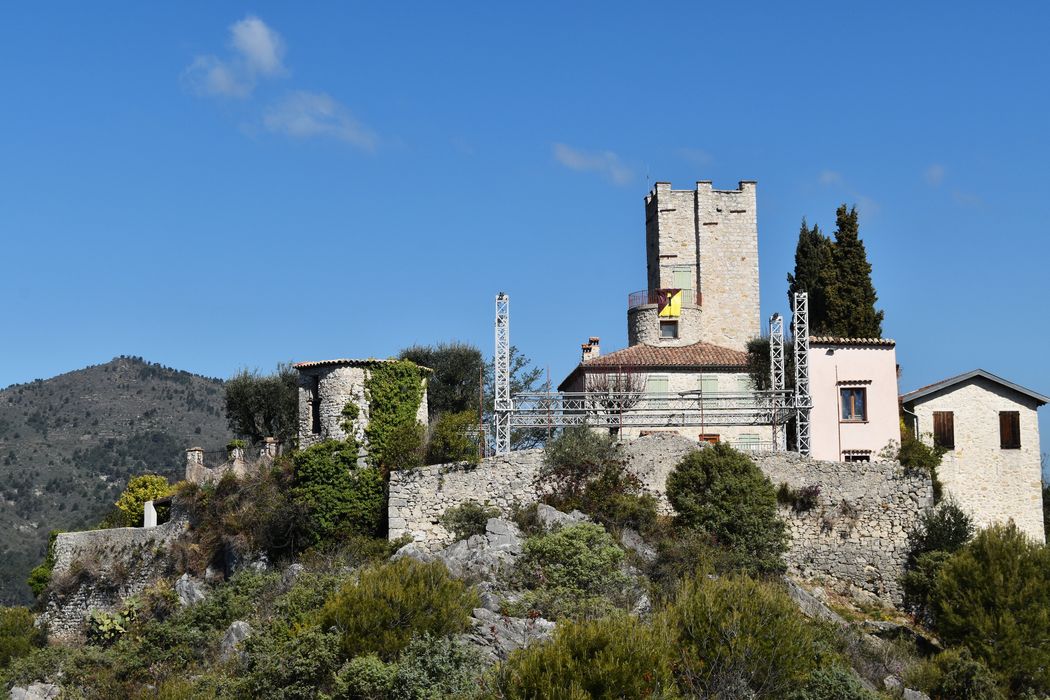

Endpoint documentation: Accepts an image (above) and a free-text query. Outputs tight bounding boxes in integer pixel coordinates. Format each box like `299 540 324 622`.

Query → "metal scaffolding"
494 293 511 454
769 313 786 450
793 292 812 455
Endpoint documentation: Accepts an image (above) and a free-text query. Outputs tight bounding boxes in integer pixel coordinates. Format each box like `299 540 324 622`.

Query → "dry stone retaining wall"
41 509 190 642
389 434 933 603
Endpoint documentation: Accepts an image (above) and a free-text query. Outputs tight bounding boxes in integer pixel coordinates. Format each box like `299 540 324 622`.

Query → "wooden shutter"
933 411 954 449
999 411 1021 449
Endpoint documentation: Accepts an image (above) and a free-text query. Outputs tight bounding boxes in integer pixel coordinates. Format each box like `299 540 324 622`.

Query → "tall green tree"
786 219 834 334
224 363 299 444
398 342 483 418
825 205 884 338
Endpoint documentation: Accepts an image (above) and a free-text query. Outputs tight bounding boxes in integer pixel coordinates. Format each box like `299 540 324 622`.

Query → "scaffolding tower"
494 293 511 454
792 292 812 455
769 313 785 450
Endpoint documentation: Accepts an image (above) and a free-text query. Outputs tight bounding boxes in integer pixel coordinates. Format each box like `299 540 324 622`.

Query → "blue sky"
1 3 1048 455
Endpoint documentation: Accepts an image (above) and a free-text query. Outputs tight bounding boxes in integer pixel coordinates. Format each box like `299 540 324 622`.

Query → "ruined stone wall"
41 508 190 642
390 434 931 603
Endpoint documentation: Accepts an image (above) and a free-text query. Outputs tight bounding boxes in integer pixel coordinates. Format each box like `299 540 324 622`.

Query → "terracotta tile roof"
294 358 432 372
558 342 747 390
810 336 896 347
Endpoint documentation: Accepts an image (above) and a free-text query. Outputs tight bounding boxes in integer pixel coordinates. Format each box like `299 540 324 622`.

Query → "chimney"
581 337 601 362
186 447 204 469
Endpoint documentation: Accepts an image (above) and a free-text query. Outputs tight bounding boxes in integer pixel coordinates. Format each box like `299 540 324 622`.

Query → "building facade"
560 180 773 446
807 337 902 462
901 370 1046 543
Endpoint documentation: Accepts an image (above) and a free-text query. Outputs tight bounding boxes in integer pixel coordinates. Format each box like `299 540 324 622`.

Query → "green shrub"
321 558 477 660
664 574 826 698
646 526 738 602
907 647 1005 700
0 606 43 669
515 522 629 619
293 440 386 543
665 444 787 575
776 483 821 512
427 410 480 465
86 598 141 647
540 426 624 500
27 530 61 598
494 612 676 698
930 523 1050 694
239 626 342 699
897 427 946 501
908 498 975 561
789 666 877 700
113 474 172 527
364 360 427 473
901 550 952 623
440 500 500 541
334 654 396 699
390 633 486 699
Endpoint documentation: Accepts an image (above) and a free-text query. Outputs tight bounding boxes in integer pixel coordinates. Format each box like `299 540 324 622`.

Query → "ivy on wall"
364 360 426 473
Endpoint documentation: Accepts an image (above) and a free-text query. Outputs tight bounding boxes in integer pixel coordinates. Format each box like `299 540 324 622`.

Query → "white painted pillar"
143 500 157 528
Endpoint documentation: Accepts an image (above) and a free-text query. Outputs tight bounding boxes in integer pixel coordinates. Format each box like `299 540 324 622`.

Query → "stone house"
808 337 902 462
558 180 773 447
901 369 1046 542
294 358 429 454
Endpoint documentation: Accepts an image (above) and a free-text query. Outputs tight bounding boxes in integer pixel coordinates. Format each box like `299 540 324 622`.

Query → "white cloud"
230 16 285 76
925 163 946 186
676 148 714 167
818 169 842 186
263 91 377 150
185 15 285 99
553 143 632 185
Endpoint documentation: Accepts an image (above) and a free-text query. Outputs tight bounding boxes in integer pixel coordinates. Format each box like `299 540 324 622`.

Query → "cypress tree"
786 219 834 334
825 205 884 338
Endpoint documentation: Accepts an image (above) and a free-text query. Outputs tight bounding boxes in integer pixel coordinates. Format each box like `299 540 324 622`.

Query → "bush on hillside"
426 410 480 465
334 654 396 699
27 530 61 598
930 523 1050 694
0 606 43 669
908 498 975 562
645 526 739 602
901 550 952 623
321 558 477 660
897 427 946 501
906 647 1005 700
665 443 788 575
238 626 342 699
664 573 829 698
440 500 500 541
788 666 878 700
113 474 172 527
390 633 486 699
494 612 677 698
540 427 624 500
292 440 386 544
515 522 630 619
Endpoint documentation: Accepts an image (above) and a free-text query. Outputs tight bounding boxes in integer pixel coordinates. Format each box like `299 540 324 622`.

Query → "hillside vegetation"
0 357 231 603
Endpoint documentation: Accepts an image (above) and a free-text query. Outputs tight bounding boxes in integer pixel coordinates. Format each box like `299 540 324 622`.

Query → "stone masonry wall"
390 434 932 603
41 508 190 642
909 377 1044 542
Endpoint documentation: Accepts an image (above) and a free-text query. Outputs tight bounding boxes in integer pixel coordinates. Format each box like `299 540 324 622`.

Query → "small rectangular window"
844 453 871 463
310 376 322 435
840 387 867 421
1000 411 1021 449
646 375 669 408
700 375 719 394
660 321 679 339
933 411 955 449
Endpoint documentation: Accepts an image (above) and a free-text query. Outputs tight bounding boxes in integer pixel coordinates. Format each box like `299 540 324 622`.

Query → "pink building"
809 337 901 462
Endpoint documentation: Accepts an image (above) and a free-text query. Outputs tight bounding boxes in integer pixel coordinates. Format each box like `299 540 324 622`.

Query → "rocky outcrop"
460 608 555 662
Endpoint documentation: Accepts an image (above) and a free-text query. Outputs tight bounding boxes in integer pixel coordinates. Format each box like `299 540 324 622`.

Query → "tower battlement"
640 180 760 352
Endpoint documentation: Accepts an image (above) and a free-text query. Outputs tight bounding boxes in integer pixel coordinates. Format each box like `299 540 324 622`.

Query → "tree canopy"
224 363 299 444
398 342 483 418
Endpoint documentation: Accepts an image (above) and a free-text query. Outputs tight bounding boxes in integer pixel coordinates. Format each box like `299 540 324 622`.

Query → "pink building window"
840 387 867 421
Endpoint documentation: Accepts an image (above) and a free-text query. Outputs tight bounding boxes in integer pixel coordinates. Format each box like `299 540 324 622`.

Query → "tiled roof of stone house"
809 337 896 347
558 342 748 391
901 368 1048 406
294 358 433 372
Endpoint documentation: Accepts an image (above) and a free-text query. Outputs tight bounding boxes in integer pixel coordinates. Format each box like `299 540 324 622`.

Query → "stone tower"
627 180 760 352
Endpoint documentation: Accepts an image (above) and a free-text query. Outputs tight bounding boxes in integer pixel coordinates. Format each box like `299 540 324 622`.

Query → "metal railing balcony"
627 288 702 310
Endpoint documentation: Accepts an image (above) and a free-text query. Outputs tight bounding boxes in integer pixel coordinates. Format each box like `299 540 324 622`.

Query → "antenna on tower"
494 293 511 455
792 292 811 456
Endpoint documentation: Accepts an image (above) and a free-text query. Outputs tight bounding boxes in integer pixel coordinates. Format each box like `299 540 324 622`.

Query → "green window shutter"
700 375 719 394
